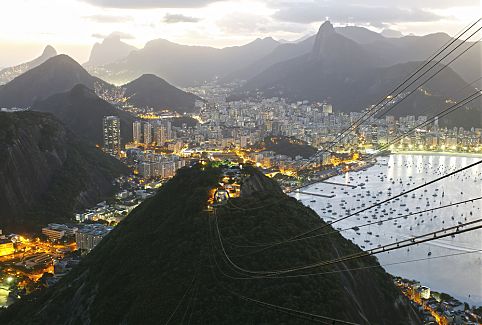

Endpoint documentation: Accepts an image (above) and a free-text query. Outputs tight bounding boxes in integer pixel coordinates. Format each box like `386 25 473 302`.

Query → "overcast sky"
0 0 479 66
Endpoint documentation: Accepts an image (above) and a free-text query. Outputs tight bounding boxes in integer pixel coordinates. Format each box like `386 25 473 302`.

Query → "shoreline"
391 150 482 158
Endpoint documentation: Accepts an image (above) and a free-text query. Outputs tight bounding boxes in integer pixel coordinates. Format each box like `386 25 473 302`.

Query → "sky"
0 0 480 67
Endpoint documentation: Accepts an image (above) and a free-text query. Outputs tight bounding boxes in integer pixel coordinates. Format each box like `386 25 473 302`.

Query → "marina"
292 154 482 306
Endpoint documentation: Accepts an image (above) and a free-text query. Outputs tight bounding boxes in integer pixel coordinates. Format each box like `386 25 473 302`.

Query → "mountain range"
238 22 481 127
0 45 57 85
84 24 480 89
87 36 281 86
0 54 109 109
0 111 129 230
228 24 481 85
0 54 201 114
0 165 420 324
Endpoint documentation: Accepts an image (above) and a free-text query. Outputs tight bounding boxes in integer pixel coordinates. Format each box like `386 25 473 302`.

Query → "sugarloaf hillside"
0 111 129 230
0 164 420 324
32 84 135 145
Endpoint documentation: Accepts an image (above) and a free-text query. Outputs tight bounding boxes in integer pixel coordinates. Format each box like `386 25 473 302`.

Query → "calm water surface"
292 154 482 305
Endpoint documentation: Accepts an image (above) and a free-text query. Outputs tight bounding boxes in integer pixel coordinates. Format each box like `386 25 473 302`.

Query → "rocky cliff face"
0 111 128 229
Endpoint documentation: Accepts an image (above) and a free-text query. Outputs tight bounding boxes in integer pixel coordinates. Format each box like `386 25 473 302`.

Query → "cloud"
217 12 306 35
92 31 135 39
81 0 220 8
163 14 200 23
271 1 447 27
84 14 133 23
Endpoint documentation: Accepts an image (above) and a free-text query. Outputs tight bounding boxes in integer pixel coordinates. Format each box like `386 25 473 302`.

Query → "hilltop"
0 164 419 324
0 54 111 108
122 74 202 113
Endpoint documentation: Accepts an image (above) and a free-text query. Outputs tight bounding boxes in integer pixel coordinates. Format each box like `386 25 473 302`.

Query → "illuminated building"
75 224 112 253
133 121 142 143
0 239 14 256
42 224 77 241
103 116 121 156
144 122 152 145
154 124 167 146
322 103 333 114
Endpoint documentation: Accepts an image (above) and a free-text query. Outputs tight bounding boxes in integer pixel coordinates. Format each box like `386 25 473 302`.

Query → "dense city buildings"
75 224 112 253
102 115 121 156
132 120 142 143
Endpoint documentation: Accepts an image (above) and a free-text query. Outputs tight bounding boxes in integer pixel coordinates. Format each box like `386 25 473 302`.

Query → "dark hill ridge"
0 165 419 324
0 45 57 85
122 74 202 113
0 111 129 230
32 84 135 145
0 54 111 108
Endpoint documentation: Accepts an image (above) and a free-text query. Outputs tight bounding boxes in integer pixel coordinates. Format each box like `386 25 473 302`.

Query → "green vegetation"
258 136 317 158
170 116 199 128
0 165 415 324
0 111 129 230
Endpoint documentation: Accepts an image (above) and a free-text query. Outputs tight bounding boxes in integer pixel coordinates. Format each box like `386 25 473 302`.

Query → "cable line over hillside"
207 215 360 324
224 196 482 249
213 209 482 278
218 159 482 256
214 242 482 280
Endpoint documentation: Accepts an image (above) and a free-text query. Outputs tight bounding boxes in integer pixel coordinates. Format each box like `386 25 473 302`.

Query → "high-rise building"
103 116 121 156
144 122 152 145
154 124 167 146
133 121 142 143
322 103 333 114
75 224 112 253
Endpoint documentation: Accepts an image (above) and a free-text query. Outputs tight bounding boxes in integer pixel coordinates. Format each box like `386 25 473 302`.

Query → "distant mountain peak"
42 45 57 57
311 21 338 59
0 45 58 85
86 35 137 66
318 21 335 34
